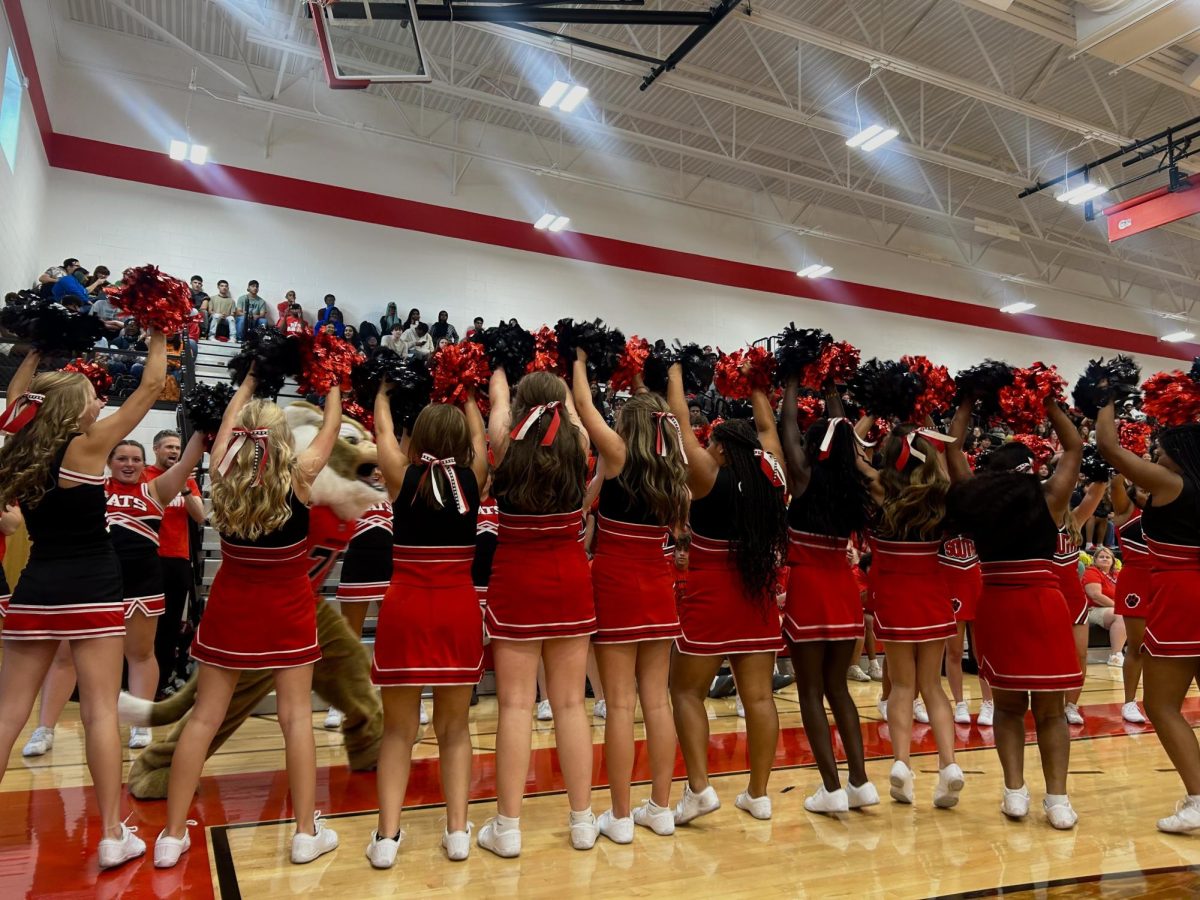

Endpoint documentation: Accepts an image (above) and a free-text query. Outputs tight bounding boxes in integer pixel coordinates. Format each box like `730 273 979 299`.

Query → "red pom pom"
342 399 375 436
431 341 493 408
1142 371 1200 427
693 422 712 447
902 355 955 422
802 341 860 391
1118 419 1152 456
297 331 364 396
1012 433 1054 468
526 326 561 375
713 346 776 400
997 362 1066 432
795 395 825 431
611 336 650 392
62 357 113 399
865 418 891 445
114 265 193 336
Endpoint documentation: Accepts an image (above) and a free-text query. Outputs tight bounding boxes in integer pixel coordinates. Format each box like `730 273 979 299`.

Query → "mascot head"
285 401 383 522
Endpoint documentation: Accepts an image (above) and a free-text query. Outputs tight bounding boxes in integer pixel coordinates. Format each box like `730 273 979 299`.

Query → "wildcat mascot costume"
122 403 385 799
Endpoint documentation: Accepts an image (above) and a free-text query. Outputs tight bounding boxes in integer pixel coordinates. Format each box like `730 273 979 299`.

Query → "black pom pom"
350 349 431 434
181 382 235 435
774 323 831 382
640 341 714 395
0 293 106 355
472 322 534 378
554 318 627 383
954 360 1014 419
1080 444 1113 484
723 399 754 420
1072 356 1142 419
849 359 921 421
228 329 302 398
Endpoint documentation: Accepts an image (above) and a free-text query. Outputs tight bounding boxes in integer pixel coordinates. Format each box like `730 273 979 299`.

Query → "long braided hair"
1158 425 1200 484
710 419 787 606
800 419 871 537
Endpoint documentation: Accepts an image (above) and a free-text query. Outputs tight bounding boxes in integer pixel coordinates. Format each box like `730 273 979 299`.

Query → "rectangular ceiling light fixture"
1055 182 1108 205
558 85 590 113
859 128 899 152
534 213 571 232
846 125 884 148
168 139 188 161
797 264 833 278
1161 330 1196 343
1000 301 1037 314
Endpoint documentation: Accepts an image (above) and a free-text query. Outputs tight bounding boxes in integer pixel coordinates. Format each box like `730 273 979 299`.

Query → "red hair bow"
217 427 271 484
894 428 954 470
0 392 45 434
755 449 787 489
653 412 688 463
416 454 468 514
511 401 562 446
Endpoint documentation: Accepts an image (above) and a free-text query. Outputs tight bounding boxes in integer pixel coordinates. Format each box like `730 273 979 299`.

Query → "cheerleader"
1095 401 1200 833
572 351 688 840
940 535 994 726
365 387 487 866
478 367 597 856
779 375 876 813
946 395 1083 828
0 506 20 614
0 335 166 868
1110 475 1150 724
860 424 963 807
666 364 787 822
1059 478 1106 725
154 373 343 867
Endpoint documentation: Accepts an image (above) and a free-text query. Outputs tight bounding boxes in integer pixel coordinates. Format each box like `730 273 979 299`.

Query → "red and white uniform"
1142 478 1200 657
1053 527 1088 626
472 499 499 607
144 465 200 561
335 501 394 604
105 478 166 618
868 538 956 643
783 531 863 643
0 533 9 609
940 535 982 623
1114 514 1150 618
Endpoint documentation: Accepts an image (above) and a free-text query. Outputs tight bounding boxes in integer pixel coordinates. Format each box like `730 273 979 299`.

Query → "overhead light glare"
1161 330 1195 343
860 128 900 152
188 143 208 165
1055 181 1108 205
797 264 832 278
1000 301 1037 314
533 213 557 230
547 215 571 232
168 139 188 160
558 85 589 113
539 80 571 109
845 125 884 148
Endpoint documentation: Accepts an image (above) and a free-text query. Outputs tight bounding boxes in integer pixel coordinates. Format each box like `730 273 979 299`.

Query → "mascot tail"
118 671 199 726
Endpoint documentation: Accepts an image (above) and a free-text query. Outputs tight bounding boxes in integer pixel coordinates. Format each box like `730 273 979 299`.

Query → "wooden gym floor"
3 661 1200 898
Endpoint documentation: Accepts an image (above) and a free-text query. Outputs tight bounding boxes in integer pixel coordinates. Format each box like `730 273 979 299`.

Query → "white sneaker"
953 701 971 724
291 812 339 864
593 699 607 720
442 824 472 861
323 706 344 730
735 695 745 718
536 699 553 721
933 764 965 809
98 821 146 870
1157 797 1200 834
877 698 888 719
977 700 995 727
1121 701 1147 724
674 784 720 824
568 810 599 850
632 800 675 835
867 659 883 681
913 699 930 724
847 665 871 682
1001 785 1030 819
1108 652 1125 668
1044 798 1078 830
419 703 430 726
153 823 194 868
735 791 772 820
804 786 849 814
597 809 634 844
22 726 54 757
477 818 521 858
846 781 880 809
366 829 401 869
128 726 152 750
889 761 914 804
1064 703 1085 726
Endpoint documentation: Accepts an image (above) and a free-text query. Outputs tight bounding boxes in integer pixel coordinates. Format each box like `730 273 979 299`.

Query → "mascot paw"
118 692 155 726
127 764 170 801
345 735 382 772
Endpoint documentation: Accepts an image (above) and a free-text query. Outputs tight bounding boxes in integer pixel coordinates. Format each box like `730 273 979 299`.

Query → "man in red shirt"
145 429 206 695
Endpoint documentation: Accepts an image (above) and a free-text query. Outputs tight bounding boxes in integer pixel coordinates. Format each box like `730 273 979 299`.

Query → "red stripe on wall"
4 0 52 150
6 0 1197 362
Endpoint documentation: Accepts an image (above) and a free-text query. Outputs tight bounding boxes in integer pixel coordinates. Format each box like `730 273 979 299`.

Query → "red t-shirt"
144 465 201 560
1081 566 1117 605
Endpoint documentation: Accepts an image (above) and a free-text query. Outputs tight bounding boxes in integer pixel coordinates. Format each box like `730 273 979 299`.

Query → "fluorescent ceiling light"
1161 330 1195 343
188 143 208 165
168 139 187 160
846 125 884 148
558 85 589 113
548 215 571 232
1055 182 1108 205
797 264 832 278
860 128 899 152
533 213 557 230
1000 301 1037 314
539 81 570 108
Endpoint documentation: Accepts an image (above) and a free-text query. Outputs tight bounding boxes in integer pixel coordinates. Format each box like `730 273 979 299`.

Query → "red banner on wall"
1103 174 1200 242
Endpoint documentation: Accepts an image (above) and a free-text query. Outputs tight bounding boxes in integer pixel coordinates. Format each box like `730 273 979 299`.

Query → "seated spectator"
36 258 80 298
276 289 299 323
106 320 148 387
324 308 346 338
436 337 451 352
89 289 126 343
429 310 459 345
1082 546 1127 667
235 280 270 341
362 334 380 360
401 321 434 361
382 323 405 355
277 303 311 336
404 308 421 330
465 316 485 341
344 324 361 350
87 266 112 301
379 302 402 336
358 319 380 345
208 279 237 341
316 294 341 331
52 267 90 305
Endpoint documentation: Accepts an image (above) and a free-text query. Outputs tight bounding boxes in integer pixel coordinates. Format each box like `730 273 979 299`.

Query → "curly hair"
1158 424 1200 485
0 371 93 511
408 403 474 510
210 400 297 541
494 371 586 514
875 425 948 541
615 393 690 530
799 418 871 537
710 419 787 606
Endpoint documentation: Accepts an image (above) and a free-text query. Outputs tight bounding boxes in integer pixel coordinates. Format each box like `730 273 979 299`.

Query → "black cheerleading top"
394 463 480 547
598 477 664 527
105 479 164 559
946 473 1057 562
472 498 498 587
219 491 310 550
689 468 738 541
788 469 856 539
23 437 113 560
348 501 394 549
1142 476 1200 547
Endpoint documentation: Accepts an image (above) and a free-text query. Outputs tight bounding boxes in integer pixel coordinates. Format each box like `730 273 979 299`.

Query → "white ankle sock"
495 814 519 832
1045 793 1069 807
646 800 667 812
568 809 594 825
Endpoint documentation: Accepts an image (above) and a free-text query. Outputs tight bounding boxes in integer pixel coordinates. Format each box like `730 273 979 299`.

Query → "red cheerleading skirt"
974 561 1082 692
940 559 982 624
2 547 125 641
1116 548 1152 619
372 546 483 686
591 516 680 644
676 533 783 656
783 531 863 643
1143 538 1200 658
486 510 596 641
1053 556 1089 626
868 539 956 643
192 541 320 670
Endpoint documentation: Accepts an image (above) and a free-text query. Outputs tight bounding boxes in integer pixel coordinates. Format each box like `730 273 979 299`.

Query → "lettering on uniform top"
107 494 149 512
941 536 977 560
1055 530 1078 557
